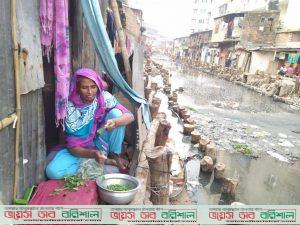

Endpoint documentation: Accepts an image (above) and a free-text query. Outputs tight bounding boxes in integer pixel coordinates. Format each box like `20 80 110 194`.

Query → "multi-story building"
190 0 213 33
181 0 299 76
236 0 300 75
208 0 275 66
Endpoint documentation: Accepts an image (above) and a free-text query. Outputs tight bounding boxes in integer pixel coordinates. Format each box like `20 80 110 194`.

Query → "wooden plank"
70 0 83 70
82 21 95 68
110 0 132 86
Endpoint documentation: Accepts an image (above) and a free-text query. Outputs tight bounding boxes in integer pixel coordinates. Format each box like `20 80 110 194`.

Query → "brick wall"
241 11 279 45
124 6 142 40
276 31 300 43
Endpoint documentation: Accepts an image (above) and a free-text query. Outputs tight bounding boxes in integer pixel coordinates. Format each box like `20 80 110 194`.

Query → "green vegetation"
52 175 86 195
63 175 86 191
106 184 132 191
233 144 253 155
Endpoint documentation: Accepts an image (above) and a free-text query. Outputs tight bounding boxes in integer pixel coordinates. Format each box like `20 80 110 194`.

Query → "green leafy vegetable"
63 175 85 191
106 184 132 191
51 175 86 195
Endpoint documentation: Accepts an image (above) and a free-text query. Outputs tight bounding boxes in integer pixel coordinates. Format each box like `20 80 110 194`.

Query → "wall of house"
291 32 300 42
0 0 16 204
189 33 198 48
17 1 45 94
240 11 279 47
193 31 212 45
249 51 275 74
279 0 300 32
188 31 212 61
211 18 227 42
0 0 46 204
17 0 46 200
124 6 142 40
276 31 300 45
237 50 248 69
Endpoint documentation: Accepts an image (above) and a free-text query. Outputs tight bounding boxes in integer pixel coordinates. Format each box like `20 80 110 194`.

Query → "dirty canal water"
153 54 300 205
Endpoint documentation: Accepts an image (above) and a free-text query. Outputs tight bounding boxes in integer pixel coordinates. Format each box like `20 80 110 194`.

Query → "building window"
268 0 279 10
193 9 198 14
268 17 274 31
219 3 227 16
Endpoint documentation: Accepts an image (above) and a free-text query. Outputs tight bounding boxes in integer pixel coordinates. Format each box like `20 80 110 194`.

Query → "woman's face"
77 77 98 104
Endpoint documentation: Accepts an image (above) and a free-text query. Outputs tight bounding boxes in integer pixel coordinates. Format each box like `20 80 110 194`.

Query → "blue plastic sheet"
80 0 151 128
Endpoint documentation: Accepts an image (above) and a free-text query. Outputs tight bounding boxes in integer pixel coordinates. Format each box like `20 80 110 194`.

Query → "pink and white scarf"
40 0 70 125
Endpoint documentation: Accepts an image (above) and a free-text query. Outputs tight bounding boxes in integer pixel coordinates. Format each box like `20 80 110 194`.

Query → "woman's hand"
93 151 107 164
104 119 116 131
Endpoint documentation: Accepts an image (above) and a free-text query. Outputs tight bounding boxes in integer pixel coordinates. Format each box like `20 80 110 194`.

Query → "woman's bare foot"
109 152 129 170
105 158 117 166
105 157 129 173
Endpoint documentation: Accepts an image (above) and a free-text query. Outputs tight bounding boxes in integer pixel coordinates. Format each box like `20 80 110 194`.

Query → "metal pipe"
11 0 21 200
0 113 17 131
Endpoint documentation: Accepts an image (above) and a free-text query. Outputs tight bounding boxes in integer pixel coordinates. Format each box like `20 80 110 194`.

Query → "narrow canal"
153 54 300 205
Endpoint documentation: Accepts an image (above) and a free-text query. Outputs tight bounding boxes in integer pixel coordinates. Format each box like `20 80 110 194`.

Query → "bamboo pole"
0 113 17 131
110 0 132 86
11 0 21 200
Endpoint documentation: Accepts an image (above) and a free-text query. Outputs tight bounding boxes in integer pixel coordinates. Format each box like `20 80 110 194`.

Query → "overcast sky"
128 0 193 39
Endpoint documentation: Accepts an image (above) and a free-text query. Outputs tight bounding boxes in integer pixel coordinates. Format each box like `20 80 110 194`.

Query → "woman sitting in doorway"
46 68 134 179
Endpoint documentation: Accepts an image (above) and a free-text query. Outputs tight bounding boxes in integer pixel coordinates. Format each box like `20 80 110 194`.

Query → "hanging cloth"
287 53 300 64
80 0 151 128
40 0 54 60
106 10 116 47
277 52 286 60
40 0 70 124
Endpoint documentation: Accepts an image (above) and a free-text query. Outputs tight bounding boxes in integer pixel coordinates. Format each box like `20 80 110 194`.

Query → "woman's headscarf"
69 68 105 121
66 68 106 148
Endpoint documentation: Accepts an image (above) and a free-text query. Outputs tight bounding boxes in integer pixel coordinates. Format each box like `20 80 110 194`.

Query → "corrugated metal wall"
18 90 46 198
0 0 46 204
0 0 16 204
17 0 45 94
